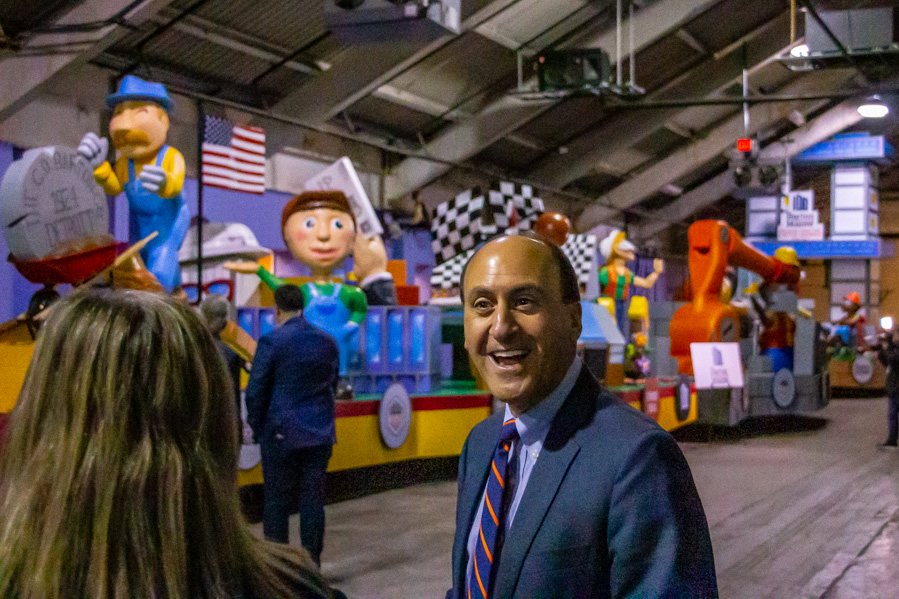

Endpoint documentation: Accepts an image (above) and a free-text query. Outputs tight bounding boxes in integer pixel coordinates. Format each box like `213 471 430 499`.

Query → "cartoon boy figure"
226 191 367 373
77 75 190 293
831 291 868 353
598 229 664 338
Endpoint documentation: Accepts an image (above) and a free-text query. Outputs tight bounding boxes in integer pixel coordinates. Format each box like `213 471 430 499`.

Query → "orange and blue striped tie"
468 417 519 599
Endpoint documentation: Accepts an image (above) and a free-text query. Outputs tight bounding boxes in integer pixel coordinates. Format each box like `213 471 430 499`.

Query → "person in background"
0 288 333 599
448 235 717 599
876 325 899 449
245 284 340 565
200 293 246 438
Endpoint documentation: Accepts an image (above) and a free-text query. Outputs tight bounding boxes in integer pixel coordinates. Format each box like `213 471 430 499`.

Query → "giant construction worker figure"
78 75 189 293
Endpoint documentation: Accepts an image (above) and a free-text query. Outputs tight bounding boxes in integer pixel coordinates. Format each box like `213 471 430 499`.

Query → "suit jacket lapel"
454 414 503 594
492 368 600 597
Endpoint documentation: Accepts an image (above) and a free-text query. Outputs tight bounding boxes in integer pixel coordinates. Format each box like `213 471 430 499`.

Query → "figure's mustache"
111 129 150 148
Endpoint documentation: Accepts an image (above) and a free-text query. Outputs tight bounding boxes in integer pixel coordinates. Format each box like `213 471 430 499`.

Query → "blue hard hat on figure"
106 75 175 112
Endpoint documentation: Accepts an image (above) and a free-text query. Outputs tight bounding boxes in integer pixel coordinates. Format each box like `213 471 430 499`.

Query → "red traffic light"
737 138 752 152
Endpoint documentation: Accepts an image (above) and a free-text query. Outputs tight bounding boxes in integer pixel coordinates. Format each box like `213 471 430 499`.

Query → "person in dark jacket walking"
245 284 340 564
876 326 899 448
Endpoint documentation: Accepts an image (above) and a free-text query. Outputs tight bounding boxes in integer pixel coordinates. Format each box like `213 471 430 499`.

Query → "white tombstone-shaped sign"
0 146 108 260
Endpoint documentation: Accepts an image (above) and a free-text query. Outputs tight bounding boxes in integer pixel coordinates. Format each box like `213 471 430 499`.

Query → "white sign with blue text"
778 190 824 241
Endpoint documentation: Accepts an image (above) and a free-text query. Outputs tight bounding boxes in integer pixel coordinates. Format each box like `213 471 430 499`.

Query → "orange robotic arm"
669 220 800 375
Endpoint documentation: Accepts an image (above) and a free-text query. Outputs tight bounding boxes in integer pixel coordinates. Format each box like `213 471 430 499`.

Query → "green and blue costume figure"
227 191 368 374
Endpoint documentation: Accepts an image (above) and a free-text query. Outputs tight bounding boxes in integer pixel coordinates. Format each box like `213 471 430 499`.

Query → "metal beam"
472 0 597 52
529 10 792 187
675 28 708 54
270 0 522 126
372 84 471 120
575 69 859 233
0 0 172 120
306 0 604 125
664 121 694 138
506 132 547 151
384 0 721 200
631 101 865 242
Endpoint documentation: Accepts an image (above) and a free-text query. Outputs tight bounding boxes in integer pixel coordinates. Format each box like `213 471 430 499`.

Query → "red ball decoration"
534 212 571 246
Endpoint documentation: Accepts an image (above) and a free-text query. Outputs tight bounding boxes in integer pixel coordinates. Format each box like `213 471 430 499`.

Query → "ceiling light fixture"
790 43 810 58
858 96 889 118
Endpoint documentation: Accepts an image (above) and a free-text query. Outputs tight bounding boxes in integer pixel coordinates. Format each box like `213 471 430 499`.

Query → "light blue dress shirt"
465 358 583 588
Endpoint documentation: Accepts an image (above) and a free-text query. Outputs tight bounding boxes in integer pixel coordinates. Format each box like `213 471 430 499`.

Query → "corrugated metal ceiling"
390 31 516 113
194 0 329 53
78 0 893 218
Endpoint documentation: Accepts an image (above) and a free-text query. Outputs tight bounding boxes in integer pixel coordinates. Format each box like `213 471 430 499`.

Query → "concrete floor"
254 398 899 598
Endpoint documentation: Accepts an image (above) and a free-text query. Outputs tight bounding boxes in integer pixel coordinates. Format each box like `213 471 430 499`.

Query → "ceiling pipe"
616 0 623 89
629 1 635 87
592 88 899 109
790 0 796 44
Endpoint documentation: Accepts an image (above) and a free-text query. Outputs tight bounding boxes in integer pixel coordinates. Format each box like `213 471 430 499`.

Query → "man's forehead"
465 238 558 292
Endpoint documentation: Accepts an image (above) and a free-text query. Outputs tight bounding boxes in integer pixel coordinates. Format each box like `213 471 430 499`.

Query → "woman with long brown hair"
0 288 332 599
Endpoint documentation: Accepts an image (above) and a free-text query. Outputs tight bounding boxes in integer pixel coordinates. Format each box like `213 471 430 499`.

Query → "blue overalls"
125 145 190 292
303 283 360 374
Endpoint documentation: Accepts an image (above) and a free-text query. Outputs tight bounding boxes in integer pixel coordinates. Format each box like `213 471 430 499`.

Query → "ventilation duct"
805 7 897 56
325 0 461 42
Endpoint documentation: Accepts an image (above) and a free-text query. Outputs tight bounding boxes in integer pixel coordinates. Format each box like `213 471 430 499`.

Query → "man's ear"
568 300 582 341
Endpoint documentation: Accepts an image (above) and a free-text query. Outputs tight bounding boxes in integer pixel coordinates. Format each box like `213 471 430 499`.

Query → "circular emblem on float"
0 146 108 260
676 374 692 421
772 368 796 408
379 383 412 449
851 355 874 385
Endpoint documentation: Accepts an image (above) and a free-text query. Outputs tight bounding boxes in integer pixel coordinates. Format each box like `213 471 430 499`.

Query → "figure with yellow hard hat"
77 75 190 293
598 229 664 338
746 246 801 372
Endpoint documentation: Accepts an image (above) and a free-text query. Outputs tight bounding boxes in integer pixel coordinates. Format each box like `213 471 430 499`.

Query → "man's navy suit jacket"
448 367 718 598
244 315 340 449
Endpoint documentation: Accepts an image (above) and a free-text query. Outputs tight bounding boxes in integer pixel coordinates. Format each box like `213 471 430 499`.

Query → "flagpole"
196 99 204 294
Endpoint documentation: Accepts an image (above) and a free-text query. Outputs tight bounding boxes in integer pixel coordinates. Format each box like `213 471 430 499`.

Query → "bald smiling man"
447 235 718 599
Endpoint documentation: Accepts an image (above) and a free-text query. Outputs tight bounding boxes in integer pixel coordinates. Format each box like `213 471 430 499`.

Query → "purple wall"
114 176 293 252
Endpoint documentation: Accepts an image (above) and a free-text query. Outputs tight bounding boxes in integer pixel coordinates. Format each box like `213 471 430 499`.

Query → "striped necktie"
468 417 519 599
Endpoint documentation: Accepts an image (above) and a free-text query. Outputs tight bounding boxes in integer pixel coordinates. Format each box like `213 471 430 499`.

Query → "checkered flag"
430 248 475 290
490 181 545 234
560 234 597 286
430 188 507 264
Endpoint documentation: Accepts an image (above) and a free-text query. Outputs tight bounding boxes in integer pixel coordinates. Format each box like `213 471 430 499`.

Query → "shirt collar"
504 358 582 446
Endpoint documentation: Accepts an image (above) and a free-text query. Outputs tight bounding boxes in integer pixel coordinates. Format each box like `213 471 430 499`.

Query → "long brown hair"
0 289 328 599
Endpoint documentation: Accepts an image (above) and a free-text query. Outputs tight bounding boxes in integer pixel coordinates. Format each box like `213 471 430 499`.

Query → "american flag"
201 115 266 194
